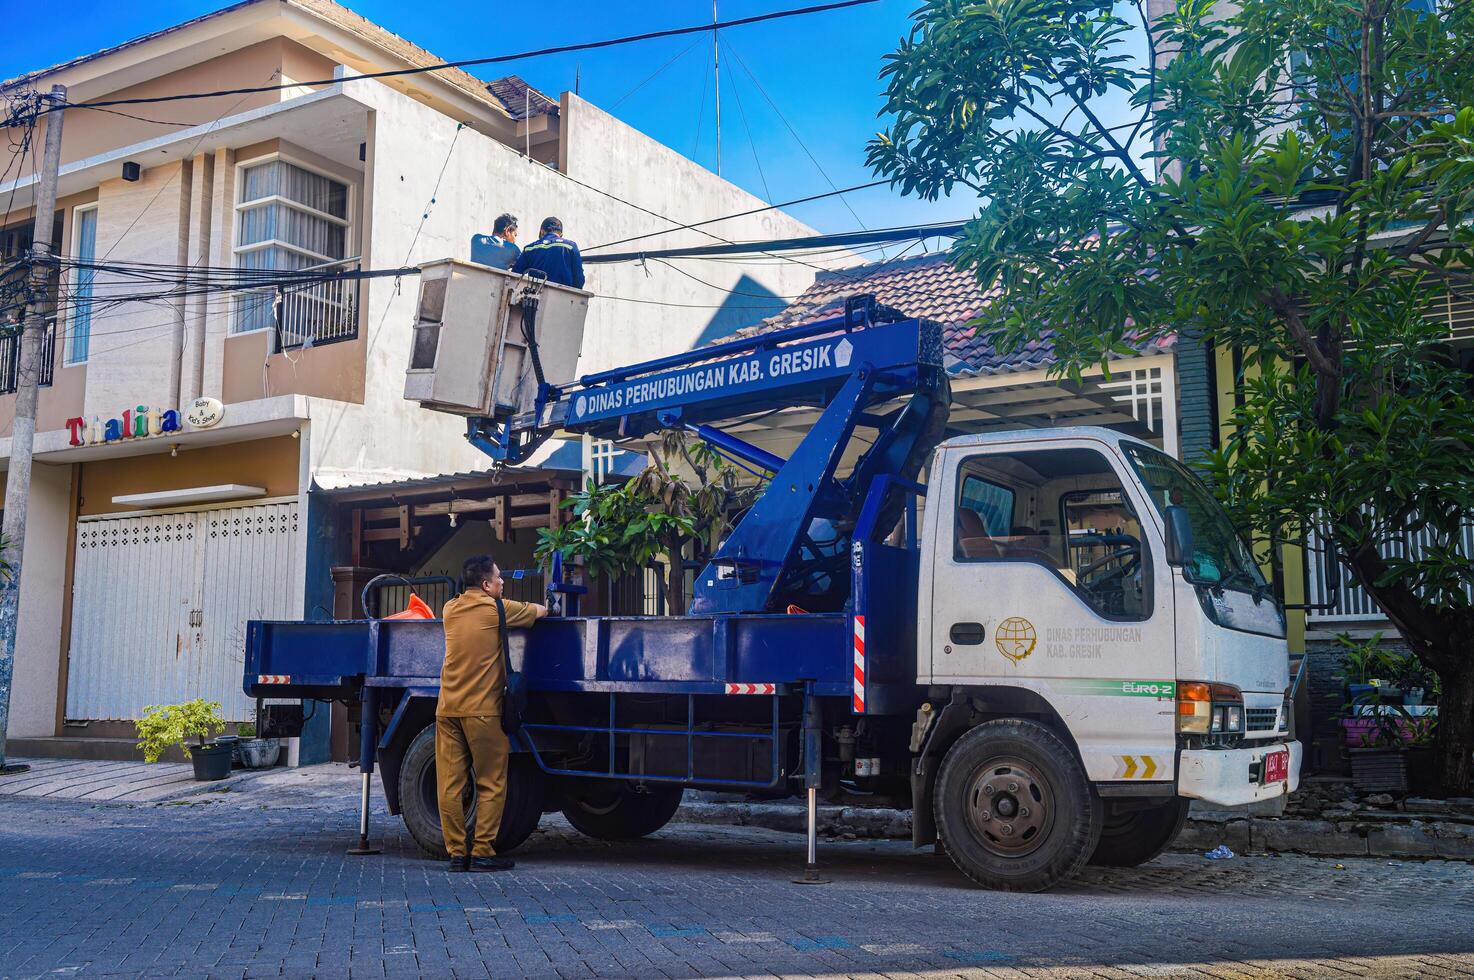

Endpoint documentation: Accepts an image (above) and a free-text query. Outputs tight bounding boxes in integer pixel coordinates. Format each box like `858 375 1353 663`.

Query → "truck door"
926 438 1178 784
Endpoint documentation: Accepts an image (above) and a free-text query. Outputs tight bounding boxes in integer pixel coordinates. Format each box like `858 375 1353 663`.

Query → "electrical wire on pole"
30 0 880 120
0 83 64 775
712 0 721 177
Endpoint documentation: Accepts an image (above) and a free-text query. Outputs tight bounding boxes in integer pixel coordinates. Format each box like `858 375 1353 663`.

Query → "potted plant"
237 721 282 769
136 698 231 780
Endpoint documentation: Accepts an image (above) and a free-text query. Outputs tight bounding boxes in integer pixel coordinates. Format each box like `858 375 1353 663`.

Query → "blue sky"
1 0 1142 239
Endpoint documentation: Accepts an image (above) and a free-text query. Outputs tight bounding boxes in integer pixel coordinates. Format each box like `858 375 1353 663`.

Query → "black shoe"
468 855 515 872
447 855 469 873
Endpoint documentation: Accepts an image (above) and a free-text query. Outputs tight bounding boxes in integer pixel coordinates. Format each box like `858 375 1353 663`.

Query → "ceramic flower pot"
239 737 281 769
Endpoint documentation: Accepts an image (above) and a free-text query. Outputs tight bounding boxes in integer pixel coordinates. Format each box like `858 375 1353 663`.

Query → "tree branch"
1259 287 1341 379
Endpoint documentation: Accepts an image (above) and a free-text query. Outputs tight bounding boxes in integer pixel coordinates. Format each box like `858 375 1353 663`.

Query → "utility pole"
712 0 721 176
0 84 65 774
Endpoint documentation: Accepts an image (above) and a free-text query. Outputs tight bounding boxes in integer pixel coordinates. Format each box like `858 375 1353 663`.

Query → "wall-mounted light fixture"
122 161 142 182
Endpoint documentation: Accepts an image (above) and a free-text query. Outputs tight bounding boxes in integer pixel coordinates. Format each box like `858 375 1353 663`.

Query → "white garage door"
65 501 300 721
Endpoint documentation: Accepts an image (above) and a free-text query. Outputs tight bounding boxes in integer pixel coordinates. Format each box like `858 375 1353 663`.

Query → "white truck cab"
912 428 1299 888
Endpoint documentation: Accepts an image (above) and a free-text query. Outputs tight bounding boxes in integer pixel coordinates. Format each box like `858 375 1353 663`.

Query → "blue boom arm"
465 298 948 615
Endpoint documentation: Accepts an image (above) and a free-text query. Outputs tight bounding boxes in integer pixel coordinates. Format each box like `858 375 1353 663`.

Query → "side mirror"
1164 505 1194 567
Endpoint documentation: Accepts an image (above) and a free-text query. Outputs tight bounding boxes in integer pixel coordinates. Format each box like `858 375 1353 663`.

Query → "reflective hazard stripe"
257 674 290 685
1113 755 1160 779
724 683 775 695
852 615 866 714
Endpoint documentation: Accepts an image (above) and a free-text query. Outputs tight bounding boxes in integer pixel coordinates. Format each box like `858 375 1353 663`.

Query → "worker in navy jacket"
512 216 586 289
470 213 520 270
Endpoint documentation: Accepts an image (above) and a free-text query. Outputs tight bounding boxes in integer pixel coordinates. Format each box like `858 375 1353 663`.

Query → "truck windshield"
1122 444 1269 594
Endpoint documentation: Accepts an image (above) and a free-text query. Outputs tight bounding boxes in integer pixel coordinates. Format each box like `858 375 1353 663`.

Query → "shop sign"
65 397 227 447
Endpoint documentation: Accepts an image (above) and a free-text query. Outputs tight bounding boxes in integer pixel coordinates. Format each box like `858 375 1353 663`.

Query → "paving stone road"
1 763 1472 979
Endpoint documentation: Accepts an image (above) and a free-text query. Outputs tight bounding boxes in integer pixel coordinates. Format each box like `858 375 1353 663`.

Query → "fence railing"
273 258 360 351
1306 519 1474 623
0 319 56 395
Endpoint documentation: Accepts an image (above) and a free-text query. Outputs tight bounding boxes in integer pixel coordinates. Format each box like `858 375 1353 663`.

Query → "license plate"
1262 749 1289 784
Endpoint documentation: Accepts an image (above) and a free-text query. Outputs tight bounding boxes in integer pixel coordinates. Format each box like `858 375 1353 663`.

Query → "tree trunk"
1435 659 1474 796
664 535 686 615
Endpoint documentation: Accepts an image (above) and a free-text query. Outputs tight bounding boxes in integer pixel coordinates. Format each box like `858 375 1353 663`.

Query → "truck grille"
1246 707 1280 732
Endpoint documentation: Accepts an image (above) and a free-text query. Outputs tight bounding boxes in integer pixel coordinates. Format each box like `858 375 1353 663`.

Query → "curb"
675 800 1474 861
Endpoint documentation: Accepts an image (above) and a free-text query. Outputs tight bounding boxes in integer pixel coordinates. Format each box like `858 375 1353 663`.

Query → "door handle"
949 622 986 645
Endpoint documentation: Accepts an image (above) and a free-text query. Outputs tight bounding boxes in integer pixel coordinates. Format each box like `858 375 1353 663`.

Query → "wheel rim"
962 756 1055 858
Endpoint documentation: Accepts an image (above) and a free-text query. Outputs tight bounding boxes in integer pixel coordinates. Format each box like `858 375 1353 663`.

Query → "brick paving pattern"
0 767 1471 978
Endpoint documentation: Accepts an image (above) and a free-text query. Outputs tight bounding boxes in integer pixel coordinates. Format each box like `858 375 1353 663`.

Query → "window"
233 158 350 334
1122 443 1268 596
67 206 97 364
953 448 1151 621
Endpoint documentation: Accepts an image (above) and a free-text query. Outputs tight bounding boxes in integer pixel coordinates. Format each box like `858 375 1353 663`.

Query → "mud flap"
910 690 974 848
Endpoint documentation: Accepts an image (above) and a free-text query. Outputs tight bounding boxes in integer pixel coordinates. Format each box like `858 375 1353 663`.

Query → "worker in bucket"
470 213 520 270
436 555 548 872
511 216 585 289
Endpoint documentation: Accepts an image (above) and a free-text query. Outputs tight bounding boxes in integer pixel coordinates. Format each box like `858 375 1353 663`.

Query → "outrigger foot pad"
792 863 829 885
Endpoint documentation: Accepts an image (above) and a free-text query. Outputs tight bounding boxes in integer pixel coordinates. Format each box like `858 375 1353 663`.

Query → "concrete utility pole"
712 0 721 176
0 84 65 774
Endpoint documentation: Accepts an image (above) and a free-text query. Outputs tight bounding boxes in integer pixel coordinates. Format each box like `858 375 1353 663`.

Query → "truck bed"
246 612 858 700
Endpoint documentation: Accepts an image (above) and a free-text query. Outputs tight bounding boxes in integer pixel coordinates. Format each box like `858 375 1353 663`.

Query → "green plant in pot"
236 720 282 770
136 699 231 781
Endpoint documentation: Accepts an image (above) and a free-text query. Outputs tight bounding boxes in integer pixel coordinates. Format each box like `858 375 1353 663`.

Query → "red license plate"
1262 749 1289 784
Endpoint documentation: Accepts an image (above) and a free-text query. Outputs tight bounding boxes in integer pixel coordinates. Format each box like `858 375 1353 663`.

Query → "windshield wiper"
1218 567 1273 604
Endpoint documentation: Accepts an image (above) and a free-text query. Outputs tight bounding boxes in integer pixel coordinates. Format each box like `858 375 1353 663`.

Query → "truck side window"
954 448 1150 621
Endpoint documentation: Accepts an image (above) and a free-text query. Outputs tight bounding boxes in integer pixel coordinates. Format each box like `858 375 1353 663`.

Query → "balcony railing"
1306 519 1474 623
263 257 360 351
0 319 57 395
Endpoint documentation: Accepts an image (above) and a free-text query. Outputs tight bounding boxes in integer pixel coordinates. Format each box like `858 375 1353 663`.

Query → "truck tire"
560 781 684 840
1088 797 1189 867
397 723 545 859
934 719 1102 892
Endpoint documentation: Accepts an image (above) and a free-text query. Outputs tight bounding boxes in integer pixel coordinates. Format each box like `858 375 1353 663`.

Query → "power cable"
41 0 881 117
725 48 772 204
722 40 868 233
691 43 713 162
582 178 887 253
609 38 703 111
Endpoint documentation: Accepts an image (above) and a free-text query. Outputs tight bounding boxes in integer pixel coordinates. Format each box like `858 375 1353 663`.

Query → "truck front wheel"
560 780 684 840
398 723 545 859
934 719 1102 892
1088 797 1189 867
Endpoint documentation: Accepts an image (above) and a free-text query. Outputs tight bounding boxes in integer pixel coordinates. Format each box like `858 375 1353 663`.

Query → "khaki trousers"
435 715 509 858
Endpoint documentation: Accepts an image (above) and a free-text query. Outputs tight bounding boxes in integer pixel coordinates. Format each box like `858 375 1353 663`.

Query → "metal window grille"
1306 519 1474 623
0 319 56 394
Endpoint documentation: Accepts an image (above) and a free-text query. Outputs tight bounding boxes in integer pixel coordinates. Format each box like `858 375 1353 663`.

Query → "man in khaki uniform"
437 555 547 872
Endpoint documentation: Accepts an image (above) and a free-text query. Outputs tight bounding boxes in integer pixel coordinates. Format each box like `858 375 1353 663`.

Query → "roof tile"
722 251 1173 376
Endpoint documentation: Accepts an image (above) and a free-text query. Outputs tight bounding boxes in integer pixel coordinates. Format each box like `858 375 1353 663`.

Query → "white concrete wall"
306 82 828 488
8 461 71 737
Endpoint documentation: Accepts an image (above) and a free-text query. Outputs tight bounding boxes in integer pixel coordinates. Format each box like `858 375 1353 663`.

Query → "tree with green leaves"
535 435 757 614
869 0 1474 792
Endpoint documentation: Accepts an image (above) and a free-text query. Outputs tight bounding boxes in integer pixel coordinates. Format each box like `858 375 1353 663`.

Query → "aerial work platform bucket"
403 259 590 418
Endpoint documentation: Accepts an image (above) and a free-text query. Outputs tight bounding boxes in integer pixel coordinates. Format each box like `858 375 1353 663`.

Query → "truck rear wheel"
398 723 545 859
560 780 684 840
934 719 1101 892
1088 797 1189 867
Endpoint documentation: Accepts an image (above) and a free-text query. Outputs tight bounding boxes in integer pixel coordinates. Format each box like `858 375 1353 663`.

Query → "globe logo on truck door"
995 617 1037 663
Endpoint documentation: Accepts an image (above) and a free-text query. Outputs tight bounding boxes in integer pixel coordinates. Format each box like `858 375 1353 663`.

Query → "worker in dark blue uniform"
470 213 520 270
511 216 585 289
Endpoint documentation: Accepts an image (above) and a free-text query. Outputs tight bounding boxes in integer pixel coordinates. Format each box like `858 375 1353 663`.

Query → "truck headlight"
1177 681 1244 735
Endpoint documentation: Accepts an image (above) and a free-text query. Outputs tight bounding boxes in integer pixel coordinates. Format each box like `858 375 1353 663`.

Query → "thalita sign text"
65 397 225 447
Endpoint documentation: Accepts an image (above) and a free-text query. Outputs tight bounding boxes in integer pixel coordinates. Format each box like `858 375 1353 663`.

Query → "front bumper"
1177 740 1301 807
